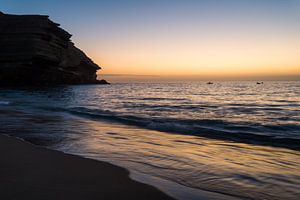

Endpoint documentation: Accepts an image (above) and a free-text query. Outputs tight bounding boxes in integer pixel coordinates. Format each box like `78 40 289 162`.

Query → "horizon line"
98 74 300 81
99 73 300 77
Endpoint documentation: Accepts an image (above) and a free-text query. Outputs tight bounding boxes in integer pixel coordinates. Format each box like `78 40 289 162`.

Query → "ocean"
0 81 299 200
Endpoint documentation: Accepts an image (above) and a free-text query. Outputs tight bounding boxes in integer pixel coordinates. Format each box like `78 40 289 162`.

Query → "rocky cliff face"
0 12 107 85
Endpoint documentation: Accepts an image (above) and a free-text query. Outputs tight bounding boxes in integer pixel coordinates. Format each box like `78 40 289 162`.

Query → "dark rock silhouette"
0 12 108 85
97 79 110 84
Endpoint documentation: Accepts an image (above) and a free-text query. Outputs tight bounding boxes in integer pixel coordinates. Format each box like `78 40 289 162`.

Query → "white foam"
0 101 10 105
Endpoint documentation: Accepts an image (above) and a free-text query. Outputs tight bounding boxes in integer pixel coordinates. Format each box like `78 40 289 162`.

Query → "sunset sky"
2 0 300 79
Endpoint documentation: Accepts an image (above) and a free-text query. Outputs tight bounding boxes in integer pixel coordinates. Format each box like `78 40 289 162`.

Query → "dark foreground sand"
0 135 175 200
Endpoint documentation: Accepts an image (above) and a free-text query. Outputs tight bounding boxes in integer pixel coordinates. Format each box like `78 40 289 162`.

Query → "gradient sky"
2 0 300 79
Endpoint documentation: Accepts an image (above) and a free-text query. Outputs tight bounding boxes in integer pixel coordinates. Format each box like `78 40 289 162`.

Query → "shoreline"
0 134 175 200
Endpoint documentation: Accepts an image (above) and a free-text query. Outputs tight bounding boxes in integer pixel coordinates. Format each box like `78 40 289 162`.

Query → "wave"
0 101 10 105
44 106 300 150
139 97 187 101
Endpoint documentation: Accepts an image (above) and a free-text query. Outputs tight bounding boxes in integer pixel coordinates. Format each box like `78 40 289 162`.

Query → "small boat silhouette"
256 82 264 85
207 82 213 85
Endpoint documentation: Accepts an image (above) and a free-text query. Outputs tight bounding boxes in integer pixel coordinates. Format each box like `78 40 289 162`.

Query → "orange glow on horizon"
72 14 300 80
82 33 300 78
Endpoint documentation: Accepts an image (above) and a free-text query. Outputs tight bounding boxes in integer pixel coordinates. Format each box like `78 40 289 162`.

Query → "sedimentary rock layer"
0 12 106 85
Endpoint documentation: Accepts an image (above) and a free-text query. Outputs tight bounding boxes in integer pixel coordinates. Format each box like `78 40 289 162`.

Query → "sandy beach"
0 134 175 200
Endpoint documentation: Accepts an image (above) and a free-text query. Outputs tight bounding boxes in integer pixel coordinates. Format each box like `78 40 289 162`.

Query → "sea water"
0 81 299 200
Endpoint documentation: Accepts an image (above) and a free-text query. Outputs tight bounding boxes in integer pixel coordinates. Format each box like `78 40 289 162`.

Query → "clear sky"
2 0 300 80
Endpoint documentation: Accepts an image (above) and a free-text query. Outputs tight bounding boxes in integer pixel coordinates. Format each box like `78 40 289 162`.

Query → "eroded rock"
0 12 108 85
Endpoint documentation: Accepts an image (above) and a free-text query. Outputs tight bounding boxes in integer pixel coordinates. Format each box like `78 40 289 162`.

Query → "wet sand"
0 134 175 200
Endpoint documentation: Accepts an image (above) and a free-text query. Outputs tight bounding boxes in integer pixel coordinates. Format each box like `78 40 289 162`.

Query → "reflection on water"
0 81 299 200
52 118 300 200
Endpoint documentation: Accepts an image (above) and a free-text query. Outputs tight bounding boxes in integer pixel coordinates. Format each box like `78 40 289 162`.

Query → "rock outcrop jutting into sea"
0 12 108 85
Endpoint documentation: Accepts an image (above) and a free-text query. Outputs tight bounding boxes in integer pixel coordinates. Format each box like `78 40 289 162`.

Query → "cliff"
0 12 108 85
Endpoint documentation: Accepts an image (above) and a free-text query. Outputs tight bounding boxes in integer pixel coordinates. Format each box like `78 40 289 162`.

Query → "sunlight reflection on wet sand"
54 118 300 200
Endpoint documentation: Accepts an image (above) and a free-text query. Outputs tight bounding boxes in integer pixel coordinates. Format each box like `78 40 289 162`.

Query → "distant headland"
0 12 108 86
